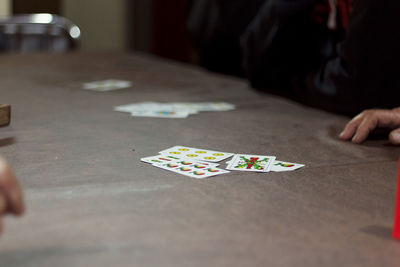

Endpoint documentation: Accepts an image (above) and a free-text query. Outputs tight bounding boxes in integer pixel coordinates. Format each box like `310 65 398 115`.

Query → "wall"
62 0 128 51
0 0 10 18
131 0 152 53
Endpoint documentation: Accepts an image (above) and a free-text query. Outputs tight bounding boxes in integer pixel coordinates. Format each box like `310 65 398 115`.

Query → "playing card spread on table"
131 110 190 118
141 155 219 167
142 148 303 178
158 146 234 163
226 154 276 172
154 161 229 179
271 161 305 172
83 79 132 91
114 102 235 119
191 102 236 112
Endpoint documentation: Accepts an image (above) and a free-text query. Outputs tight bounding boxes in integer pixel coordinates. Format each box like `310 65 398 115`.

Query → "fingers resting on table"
340 108 400 144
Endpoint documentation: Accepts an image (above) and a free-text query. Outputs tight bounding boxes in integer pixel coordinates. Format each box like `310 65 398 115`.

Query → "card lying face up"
83 79 132 92
158 145 234 163
131 110 189 118
225 159 305 172
141 155 219 167
271 161 305 172
226 154 276 172
154 162 229 179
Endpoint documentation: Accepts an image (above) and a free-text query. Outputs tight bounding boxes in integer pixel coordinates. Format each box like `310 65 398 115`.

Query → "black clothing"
188 0 265 76
305 0 400 114
189 0 400 115
243 0 341 91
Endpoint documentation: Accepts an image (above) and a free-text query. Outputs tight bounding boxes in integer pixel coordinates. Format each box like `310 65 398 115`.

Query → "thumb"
389 128 400 145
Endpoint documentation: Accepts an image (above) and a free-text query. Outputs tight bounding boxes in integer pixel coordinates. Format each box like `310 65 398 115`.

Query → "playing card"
154 162 229 179
115 102 196 114
271 161 305 172
83 79 132 91
114 102 159 113
191 102 236 112
159 145 234 163
141 155 219 167
141 155 176 165
131 110 189 118
226 154 276 172
114 102 235 119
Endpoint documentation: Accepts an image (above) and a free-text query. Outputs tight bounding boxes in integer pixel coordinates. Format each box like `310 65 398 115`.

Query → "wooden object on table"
0 104 10 127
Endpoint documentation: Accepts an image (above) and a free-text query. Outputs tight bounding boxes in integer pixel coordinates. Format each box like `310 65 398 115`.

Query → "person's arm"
0 157 24 233
339 108 400 144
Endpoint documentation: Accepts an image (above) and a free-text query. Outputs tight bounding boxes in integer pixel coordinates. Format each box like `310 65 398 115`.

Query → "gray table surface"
0 52 399 267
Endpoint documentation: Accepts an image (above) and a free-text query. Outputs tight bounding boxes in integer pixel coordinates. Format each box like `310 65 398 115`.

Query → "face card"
154 162 229 179
83 79 132 92
141 155 219 167
271 161 305 172
158 145 234 162
226 154 276 172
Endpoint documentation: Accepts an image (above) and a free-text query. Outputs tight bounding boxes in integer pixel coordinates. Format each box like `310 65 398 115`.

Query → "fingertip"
340 119 362 141
8 189 24 216
339 130 351 140
389 131 400 145
11 197 24 216
351 136 363 144
352 131 370 144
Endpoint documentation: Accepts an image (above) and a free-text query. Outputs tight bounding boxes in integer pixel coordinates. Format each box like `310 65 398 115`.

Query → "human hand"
339 108 400 144
0 157 24 234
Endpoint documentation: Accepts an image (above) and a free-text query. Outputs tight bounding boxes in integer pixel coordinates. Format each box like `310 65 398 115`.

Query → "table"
0 53 399 267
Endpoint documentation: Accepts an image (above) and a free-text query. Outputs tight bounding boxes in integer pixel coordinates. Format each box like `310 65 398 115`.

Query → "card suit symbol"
194 165 206 169
167 164 179 168
276 163 295 168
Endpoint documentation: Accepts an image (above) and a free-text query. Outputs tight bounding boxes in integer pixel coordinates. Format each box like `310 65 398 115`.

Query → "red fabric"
312 0 354 29
337 0 354 28
393 158 400 240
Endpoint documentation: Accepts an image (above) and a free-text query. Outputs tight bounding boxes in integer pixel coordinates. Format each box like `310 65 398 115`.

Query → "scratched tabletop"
0 53 399 267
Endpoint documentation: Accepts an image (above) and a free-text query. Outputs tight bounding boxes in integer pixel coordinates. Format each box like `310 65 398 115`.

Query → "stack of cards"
141 145 305 179
141 146 233 179
114 102 235 118
83 79 132 92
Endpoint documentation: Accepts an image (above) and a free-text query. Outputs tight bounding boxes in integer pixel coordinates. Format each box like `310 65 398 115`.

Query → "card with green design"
226 154 276 172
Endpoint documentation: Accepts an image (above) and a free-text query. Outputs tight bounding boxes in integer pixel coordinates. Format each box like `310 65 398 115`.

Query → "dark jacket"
309 0 400 114
189 0 400 115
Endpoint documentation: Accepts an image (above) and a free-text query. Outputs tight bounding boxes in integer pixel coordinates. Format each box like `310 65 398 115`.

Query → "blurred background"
0 0 195 62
